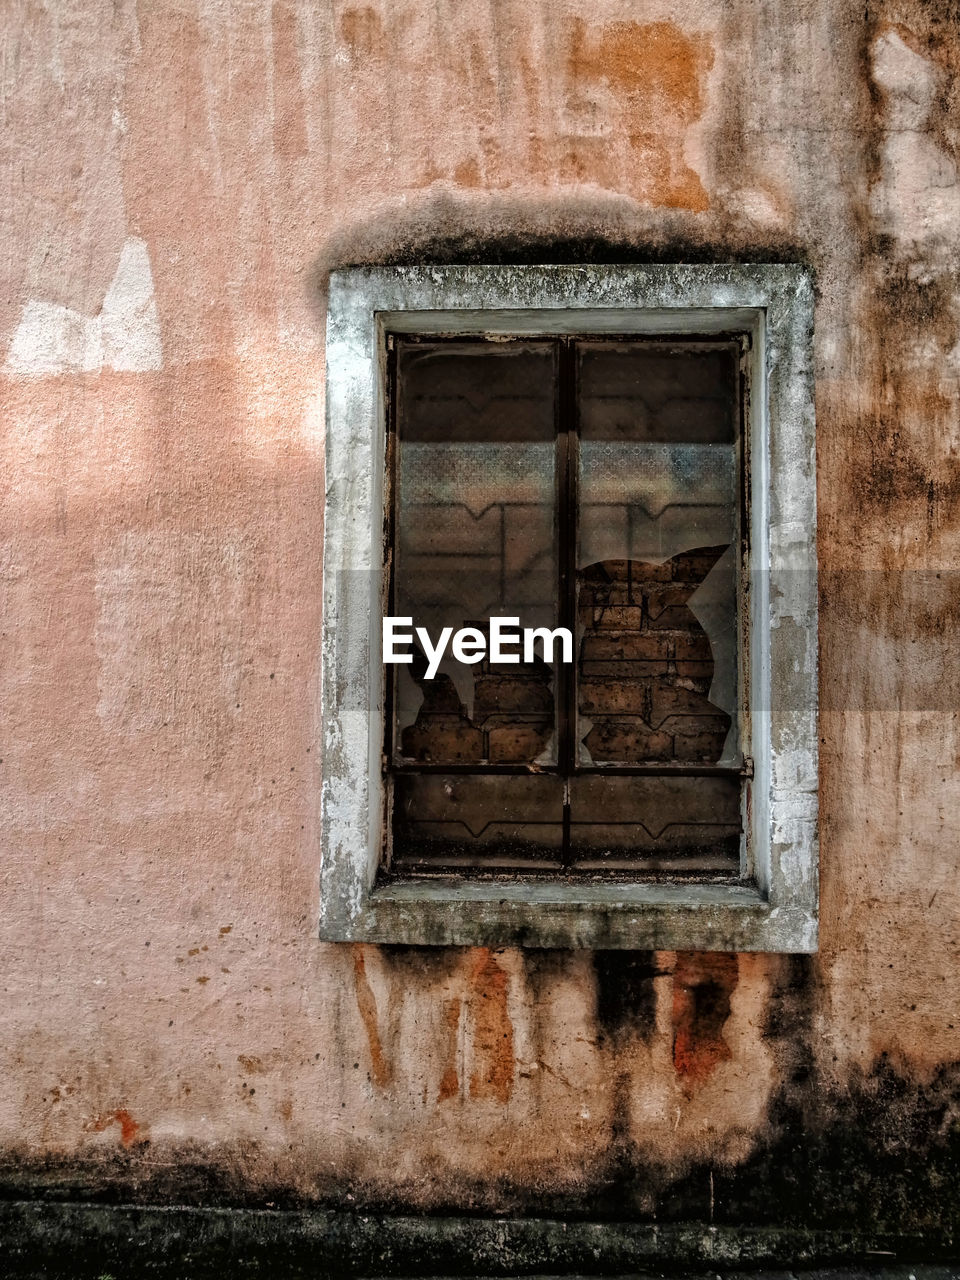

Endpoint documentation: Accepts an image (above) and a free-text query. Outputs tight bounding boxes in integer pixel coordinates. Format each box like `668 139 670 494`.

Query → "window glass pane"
393 342 559 768
577 342 740 768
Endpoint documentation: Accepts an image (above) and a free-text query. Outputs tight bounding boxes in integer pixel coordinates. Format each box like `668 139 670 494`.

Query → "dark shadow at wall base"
0 1201 956 1279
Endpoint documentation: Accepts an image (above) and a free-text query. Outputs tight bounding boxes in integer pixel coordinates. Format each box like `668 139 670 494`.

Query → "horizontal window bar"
389 760 752 778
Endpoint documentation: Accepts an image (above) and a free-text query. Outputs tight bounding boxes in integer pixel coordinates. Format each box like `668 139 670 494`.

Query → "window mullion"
556 337 579 776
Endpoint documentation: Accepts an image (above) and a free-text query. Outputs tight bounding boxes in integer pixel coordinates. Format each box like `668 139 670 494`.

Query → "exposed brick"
579 677 651 716
651 683 722 724
581 633 671 662
487 724 553 762
581 660 667 680
584 719 674 762
474 673 553 722
580 604 646 631
670 634 713 661
401 717 484 763
673 660 715 680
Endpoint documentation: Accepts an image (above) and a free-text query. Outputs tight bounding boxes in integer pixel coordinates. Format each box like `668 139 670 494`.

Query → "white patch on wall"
870 30 960 256
4 238 162 377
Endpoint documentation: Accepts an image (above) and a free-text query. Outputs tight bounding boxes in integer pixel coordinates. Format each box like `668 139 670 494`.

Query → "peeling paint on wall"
5 239 162 377
870 27 959 258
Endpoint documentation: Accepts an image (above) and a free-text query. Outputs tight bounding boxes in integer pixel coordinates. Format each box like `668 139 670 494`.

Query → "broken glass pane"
388 336 745 881
577 342 740 769
394 342 559 768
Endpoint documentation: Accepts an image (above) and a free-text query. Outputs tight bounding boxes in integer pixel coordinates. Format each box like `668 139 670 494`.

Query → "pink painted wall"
1 0 959 1218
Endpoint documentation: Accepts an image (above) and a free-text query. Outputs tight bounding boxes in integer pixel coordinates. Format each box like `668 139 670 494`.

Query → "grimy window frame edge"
319 263 818 952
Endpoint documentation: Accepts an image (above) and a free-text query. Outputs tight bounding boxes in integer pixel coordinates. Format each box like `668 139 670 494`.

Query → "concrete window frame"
319 264 817 952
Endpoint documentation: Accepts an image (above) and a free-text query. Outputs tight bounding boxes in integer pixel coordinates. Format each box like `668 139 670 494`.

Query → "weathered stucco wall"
2 0 959 1234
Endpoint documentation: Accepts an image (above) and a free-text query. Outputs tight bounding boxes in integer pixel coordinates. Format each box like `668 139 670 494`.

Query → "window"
320 265 817 951
389 334 745 876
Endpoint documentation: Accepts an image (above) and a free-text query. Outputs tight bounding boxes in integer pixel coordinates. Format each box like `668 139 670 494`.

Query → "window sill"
318 878 817 952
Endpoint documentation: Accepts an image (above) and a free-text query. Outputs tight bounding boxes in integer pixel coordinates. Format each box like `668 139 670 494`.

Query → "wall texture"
2 0 960 1239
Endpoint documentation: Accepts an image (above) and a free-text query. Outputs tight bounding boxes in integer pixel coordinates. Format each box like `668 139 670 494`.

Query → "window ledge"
321 880 817 953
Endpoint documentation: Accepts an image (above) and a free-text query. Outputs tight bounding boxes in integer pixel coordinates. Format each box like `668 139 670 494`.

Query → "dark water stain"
311 189 814 296
3 1054 960 1239
593 950 667 1048
375 941 467 985
672 951 739 1088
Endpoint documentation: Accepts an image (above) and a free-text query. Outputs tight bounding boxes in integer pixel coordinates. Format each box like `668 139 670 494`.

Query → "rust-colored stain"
567 18 713 210
453 158 482 188
237 1054 265 1075
468 949 514 1104
90 1108 142 1146
339 6 383 57
352 944 392 1088
438 996 461 1102
672 952 738 1089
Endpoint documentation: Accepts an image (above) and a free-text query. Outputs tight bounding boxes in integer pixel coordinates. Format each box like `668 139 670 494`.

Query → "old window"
389 335 745 878
320 265 817 951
